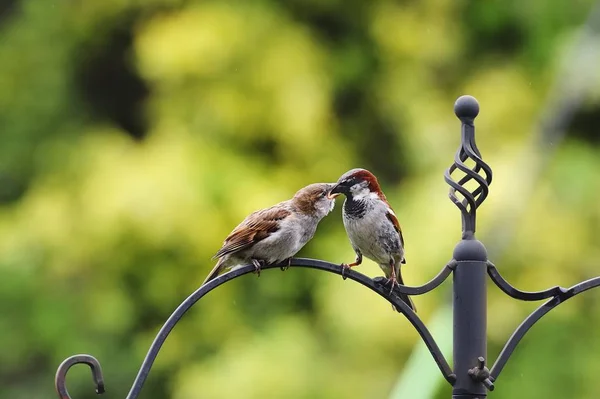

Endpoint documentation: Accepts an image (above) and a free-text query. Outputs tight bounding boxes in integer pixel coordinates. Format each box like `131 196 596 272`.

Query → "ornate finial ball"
454 95 480 119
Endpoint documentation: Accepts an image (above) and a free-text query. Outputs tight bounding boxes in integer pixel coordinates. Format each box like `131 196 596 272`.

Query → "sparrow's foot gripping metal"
386 276 399 296
251 259 265 277
340 263 352 280
280 257 293 271
372 276 399 295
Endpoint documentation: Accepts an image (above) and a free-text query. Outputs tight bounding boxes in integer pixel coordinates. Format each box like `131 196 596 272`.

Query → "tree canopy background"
1 0 600 398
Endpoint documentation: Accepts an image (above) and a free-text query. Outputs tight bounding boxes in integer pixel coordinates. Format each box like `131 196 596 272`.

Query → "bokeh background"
2 0 600 398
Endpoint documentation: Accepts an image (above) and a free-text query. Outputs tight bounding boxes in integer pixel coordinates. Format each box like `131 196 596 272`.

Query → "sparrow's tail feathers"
201 257 226 286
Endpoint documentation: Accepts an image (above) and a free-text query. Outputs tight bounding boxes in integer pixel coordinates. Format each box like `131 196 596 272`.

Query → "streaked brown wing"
213 205 291 259
385 209 406 264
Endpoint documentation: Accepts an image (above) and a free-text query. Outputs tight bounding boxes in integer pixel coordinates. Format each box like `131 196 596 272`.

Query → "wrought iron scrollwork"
54 258 456 398
52 95 600 399
489 276 600 382
487 261 568 300
444 95 493 238
487 258 600 383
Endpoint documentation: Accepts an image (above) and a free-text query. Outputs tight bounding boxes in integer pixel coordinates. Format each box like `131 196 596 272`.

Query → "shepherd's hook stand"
54 96 600 399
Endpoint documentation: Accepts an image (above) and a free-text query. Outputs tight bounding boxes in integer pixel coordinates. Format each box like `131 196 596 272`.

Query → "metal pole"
452 238 488 399
447 96 494 398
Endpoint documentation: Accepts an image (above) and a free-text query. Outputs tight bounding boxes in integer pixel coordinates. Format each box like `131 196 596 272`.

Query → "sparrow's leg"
251 258 264 277
280 257 293 272
341 251 362 280
385 260 400 296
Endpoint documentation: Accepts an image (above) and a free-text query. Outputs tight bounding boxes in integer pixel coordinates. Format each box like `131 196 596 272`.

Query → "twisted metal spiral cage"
444 95 493 238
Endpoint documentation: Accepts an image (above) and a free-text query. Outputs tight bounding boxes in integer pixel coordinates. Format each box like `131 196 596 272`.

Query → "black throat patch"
343 197 367 219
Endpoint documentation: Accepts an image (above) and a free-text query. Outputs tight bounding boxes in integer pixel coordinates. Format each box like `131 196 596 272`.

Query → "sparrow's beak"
327 184 342 199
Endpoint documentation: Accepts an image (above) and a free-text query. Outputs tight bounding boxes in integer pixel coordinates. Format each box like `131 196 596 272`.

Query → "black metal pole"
452 239 488 399
447 96 494 398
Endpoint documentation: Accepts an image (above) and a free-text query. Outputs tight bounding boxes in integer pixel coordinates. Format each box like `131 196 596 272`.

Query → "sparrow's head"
328 168 383 201
292 183 337 218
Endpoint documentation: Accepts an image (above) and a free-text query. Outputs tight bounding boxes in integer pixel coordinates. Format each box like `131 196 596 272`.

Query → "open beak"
327 184 342 199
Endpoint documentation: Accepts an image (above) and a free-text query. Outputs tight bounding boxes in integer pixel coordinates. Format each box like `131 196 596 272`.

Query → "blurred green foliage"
1 0 600 398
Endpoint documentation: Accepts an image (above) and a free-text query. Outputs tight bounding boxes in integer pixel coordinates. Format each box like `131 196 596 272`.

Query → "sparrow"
202 183 337 285
328 168 416 312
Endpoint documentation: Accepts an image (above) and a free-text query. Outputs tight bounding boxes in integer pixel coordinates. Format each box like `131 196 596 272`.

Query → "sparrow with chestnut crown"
202 183 337 285
328 168 416 312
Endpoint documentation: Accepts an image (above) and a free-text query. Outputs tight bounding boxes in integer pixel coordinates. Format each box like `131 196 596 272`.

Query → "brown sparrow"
202 183 336 285
328 168 416 311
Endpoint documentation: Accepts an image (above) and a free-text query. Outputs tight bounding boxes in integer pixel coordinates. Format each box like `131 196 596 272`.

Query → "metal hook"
55 354 105 399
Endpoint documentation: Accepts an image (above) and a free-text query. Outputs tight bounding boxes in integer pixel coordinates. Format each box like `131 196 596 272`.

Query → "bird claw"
251 259 264 277
280 257 292 272
340 264 351 280
386 277 399 295
373 276 398 295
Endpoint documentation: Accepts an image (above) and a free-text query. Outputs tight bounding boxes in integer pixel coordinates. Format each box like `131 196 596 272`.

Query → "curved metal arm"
55 258 456 399
375 260 456 295
487 261 568 300
55 354 105 399
490 276 600 382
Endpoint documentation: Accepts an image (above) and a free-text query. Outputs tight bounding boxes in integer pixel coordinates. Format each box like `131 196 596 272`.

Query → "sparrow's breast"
343 200 403 265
